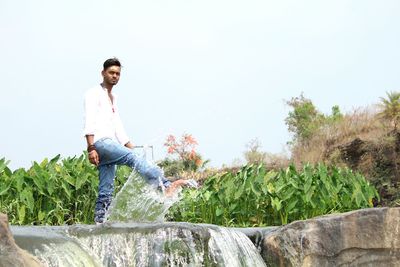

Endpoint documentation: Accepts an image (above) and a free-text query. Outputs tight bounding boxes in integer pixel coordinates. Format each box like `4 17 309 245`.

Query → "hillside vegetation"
284 92 400 206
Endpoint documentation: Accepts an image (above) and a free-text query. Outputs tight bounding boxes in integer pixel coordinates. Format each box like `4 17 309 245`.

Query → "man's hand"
88 150 99 166
125 141 134 149
85 135 99 165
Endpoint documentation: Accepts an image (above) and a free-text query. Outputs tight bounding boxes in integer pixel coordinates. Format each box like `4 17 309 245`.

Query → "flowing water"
105 171 180 223
10 167 268 266
12 223 268 267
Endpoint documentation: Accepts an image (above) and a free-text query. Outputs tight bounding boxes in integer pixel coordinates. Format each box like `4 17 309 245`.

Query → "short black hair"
103 58 121 70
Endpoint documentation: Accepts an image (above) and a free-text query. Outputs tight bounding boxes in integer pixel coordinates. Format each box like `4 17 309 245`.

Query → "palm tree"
378 91 400 131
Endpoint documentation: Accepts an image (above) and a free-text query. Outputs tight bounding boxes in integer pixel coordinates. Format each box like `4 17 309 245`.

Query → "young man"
84 58 193 224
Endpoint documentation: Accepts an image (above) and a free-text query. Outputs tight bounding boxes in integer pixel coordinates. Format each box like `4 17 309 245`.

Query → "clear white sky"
1 0 399 170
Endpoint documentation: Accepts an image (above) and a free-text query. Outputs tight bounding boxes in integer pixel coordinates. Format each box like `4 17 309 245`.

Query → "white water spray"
105 171 181 223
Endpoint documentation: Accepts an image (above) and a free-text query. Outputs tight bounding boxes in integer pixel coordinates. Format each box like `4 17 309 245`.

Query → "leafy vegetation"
168 163 378 227
378 91 400 131
284 91 400 207
0 152 378 227
0 155 129 225
285 93 343 145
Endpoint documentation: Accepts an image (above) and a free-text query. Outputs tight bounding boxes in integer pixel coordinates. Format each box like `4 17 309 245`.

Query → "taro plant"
0 154 129 225
167 163 379 227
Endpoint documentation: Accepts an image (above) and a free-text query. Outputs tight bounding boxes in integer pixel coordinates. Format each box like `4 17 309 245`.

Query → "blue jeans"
93 138 172 223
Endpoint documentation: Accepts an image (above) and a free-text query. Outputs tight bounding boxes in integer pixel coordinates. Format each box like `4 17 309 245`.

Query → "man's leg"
117 152 197 196
93 138 192 218
117 152 172 189
94 164 116 223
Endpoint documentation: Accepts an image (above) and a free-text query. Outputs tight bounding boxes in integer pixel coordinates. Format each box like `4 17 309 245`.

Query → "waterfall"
208 227 267 266
12 223 267 267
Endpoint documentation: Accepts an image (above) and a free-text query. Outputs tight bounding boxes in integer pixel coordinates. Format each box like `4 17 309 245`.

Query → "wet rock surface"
4 208 400 266
0 213 43 267
262 207 400 267
11 221 267 266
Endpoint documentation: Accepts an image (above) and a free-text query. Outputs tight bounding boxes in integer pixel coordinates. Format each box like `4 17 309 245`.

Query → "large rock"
262 207 400 266
0 213 43 267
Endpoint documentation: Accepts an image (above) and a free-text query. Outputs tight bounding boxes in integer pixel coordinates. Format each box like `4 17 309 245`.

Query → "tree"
378 91 400 131
285 94 343 144
285 94 324 143
158 133 207 176
328 105 343 123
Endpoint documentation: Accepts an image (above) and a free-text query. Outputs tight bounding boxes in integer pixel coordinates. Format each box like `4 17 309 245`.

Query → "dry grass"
264 152 291 170
291 106 388 166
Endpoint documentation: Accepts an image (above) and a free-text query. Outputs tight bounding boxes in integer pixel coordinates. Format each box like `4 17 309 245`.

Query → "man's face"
102 65 121 86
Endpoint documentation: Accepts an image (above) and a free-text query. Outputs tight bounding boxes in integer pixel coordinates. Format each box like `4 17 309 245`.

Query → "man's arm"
86 134 99 166
83 89 100 166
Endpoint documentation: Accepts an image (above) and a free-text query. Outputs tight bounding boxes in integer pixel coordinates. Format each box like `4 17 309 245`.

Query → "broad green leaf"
271 197 282 211
40 158 49 168
266 183 275 194
289 179 300 190
18 205 26 224
202 191 211 201
61 181 72 199
38 211 46 221
264 171 277 183
0 158 11 174
304 176 312 193
50 154 61 164
250 181 262 197
286 199 298 212
234 185 244 200
20 188 34 212
215 207 224 216
0 181 12 196
75 174 89 190
228 203 238 212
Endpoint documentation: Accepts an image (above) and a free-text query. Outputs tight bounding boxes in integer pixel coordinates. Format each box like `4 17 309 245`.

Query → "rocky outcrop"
262 207 400 267
0 213 43 267
329 132 400 184
322 131 400 205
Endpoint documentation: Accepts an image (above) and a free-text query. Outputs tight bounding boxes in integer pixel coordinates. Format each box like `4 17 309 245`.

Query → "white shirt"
83 84 130 145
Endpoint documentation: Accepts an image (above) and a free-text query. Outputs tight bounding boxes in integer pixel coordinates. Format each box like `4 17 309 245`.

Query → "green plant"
378 91 400 130
0 154 128 225
285 94 324 143
168 163 379 227
285 94 343 145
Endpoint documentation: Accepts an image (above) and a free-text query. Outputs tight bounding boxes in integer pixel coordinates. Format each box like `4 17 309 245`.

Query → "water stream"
105 172 180 223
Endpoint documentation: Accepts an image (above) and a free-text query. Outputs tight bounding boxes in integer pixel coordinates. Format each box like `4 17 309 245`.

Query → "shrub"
158 134 208 177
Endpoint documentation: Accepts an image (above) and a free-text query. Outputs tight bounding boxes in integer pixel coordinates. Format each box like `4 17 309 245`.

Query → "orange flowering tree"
158 133 206 176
